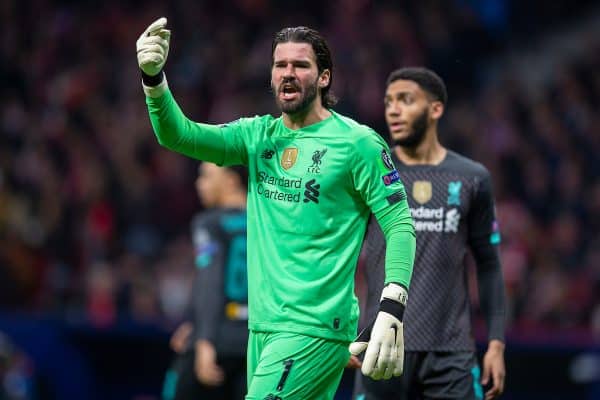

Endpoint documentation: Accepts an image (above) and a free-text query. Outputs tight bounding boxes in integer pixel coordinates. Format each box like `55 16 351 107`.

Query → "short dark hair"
272 26 337 108
386 67 447 105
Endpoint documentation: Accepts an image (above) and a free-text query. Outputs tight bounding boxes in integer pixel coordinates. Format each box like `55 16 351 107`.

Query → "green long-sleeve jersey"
147 88 415 341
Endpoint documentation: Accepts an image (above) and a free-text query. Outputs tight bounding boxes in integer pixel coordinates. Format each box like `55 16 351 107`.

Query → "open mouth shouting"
279 82 301 101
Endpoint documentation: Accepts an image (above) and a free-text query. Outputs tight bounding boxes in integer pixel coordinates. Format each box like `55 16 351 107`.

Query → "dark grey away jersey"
187 208 248 356
362 150 505 351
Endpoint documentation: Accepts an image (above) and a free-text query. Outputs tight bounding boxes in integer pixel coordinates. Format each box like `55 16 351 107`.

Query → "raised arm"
136 17 245 165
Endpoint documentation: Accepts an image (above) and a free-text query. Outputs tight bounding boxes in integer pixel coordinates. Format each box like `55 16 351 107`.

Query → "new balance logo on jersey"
261 149 275 159
307 148 327 173
444 208 461 233
303 179 320 203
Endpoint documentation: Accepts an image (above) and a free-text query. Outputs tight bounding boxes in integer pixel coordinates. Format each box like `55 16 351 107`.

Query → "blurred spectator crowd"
0 0 598 338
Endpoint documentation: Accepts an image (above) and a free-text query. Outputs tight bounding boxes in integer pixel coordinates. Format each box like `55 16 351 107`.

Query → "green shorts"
246 330 350 400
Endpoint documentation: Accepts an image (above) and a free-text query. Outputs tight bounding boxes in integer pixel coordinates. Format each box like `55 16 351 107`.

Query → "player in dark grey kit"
353 67 506 400
162 162 248 400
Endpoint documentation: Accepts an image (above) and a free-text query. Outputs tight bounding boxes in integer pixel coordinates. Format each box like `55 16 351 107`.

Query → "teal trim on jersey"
471 365 484 400
195 253 212 268
490 232 501 245
162 369 178 400
356 395 365 400
225 234 248 301
221 214 247 232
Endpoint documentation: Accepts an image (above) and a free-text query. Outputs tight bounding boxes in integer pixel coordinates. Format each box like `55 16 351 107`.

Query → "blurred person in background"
138 18 416 399
353 67 506 400
0 332 36 400
162 162 248 400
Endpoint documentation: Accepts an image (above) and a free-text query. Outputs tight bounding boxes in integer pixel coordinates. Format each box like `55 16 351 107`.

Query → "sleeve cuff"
142 74 169 98
381 283 408 305
487 314 506 342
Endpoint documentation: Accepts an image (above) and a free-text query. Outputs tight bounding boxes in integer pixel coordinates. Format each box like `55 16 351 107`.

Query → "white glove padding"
136 17 171 77
349 283 407 380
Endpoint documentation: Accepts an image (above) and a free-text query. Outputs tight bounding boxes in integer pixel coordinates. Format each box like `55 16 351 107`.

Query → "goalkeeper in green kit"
137 18 416 399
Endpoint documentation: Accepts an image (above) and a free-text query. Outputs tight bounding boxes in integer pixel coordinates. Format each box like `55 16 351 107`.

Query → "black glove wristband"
141 70 165 86
380 298 405 322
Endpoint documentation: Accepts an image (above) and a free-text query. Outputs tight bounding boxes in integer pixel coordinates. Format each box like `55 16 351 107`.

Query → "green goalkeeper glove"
349 283 407 380
136 17 170 96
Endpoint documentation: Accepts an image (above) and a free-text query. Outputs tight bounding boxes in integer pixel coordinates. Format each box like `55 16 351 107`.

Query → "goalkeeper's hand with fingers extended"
349 283 407 380
136 17 171 78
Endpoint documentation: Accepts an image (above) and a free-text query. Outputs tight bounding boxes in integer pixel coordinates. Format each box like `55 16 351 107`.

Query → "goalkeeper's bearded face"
270 42 323 115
